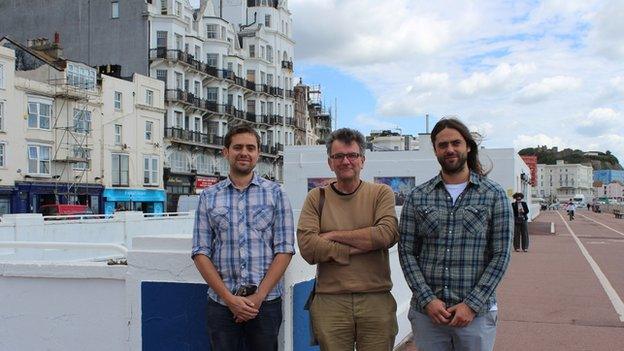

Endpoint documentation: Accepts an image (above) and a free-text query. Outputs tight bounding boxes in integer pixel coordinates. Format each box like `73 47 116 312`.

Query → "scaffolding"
48 77 99 205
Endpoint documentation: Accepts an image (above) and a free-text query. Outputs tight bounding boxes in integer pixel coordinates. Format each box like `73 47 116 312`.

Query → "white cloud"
576 108 622 136
514 134 568 150
515 75 582 103
454 63 535 98
589 0 624 60
354 114 396 131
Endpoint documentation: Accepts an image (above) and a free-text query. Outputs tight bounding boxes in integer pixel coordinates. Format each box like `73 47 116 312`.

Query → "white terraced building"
148 0 298 210
0 0 302 212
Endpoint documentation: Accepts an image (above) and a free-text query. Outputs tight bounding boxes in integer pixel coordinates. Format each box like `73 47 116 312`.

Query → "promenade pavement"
399 209 624 351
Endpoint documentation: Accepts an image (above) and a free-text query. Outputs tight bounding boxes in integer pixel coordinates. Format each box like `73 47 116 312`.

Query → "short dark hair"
513 192 524 199
325 128 366 156
430 117 486 176
224 124 261 148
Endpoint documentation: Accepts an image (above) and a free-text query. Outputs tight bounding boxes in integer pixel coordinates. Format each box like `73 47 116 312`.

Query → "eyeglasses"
329 152 362 161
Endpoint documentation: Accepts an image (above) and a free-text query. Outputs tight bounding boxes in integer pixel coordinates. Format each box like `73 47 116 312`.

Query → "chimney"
28 34 64 60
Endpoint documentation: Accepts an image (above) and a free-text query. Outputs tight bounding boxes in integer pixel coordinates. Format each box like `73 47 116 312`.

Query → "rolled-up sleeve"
191 192 214 259
273 187 295 254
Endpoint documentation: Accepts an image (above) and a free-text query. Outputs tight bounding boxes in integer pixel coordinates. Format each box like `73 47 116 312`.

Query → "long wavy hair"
430 117 487 176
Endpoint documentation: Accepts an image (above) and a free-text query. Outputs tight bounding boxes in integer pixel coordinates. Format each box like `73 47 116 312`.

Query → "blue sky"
287 0 624 163
189 0 624 162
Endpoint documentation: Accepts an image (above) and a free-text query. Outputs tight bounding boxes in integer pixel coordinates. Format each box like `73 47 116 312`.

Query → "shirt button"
446 249 450 252
445 267 449 270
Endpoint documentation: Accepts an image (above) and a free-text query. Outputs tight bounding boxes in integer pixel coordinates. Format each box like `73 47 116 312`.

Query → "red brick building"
521 155 538 186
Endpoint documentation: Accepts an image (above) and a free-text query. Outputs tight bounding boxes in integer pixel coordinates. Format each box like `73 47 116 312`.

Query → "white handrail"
0 241 128 255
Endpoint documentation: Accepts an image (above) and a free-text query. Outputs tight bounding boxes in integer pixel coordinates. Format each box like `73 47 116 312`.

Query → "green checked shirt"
398 171 512 316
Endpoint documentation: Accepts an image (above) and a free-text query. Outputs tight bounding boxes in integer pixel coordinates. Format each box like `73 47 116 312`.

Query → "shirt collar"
223 172 261 189
426 170 482 193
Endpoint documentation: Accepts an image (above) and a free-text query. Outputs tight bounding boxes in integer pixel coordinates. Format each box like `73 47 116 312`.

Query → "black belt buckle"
234 284 258 297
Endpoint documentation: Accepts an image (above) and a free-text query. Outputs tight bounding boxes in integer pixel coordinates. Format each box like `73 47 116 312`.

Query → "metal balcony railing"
165 127 224 147
281 60 293 70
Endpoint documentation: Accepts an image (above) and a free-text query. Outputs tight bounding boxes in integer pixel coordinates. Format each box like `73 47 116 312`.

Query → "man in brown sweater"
297 128 399 351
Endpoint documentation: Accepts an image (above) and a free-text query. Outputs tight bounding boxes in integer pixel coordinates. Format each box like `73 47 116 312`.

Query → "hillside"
519 146 622 170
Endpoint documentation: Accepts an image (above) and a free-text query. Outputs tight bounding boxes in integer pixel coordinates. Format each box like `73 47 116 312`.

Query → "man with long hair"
399 117 512 351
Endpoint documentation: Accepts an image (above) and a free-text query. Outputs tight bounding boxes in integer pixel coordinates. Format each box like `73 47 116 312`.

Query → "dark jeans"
206 297 282 351
514 220 529 250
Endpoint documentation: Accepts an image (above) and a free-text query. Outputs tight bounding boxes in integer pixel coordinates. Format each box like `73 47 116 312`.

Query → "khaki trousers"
310 291 398 351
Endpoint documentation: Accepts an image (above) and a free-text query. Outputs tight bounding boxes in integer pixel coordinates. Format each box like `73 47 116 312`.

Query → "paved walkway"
399 209 624 350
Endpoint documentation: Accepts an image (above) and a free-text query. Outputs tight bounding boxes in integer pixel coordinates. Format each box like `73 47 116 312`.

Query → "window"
144 155 159 185
266 45 273 63
194 81 200 97
196 154 210 174
72 146 90 170
114 124 123 145
27 99 52 129
169 151 190 172
175 1 181 16
194 45 200 58
0 64 4 88
174 111 183 128
175 72 183 90
206 53 218 67
249 45 255 58
261 46 265 60
67 64 96 90
265 14 271 28
0 101 4 131
73 109 92 133
114 91 122 111
111 1 119 18
206 24 218 39
156 69 167 85
27 145 51 175
145 121 153 141
145 89 154 106
156 31 167 48
112 154 129 186
206 87 218 102
0 142 5 167
175 34 183 51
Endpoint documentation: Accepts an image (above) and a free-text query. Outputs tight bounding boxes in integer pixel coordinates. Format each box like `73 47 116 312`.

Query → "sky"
195 0 624 163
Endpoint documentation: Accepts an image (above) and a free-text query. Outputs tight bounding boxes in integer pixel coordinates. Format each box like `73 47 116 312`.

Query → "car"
40 204 94 217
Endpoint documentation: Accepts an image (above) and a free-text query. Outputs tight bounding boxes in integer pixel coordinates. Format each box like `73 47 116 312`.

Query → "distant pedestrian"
399 117 512 351
587 203 591 211
192 124 295 351
512 193 529 252
567 200 576 221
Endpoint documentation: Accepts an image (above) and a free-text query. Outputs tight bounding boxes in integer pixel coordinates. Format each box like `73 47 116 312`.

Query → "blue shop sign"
103 188 166 202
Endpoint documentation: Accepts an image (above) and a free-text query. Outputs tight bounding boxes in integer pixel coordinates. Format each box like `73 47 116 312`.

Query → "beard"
229 157 256 175
437 152 468 174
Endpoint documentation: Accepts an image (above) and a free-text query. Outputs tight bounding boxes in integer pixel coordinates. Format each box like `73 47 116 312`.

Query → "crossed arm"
297 186 399 265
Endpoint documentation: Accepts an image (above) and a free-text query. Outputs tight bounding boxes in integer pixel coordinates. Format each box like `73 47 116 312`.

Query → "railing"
245 80 256 90
245 112 257 123
286 89 295 98
260 144 271 154
256 84 270 94
270 87 284 97
165 128 224 147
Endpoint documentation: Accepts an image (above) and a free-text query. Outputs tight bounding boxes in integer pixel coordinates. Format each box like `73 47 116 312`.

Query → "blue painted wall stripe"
292 279 320 351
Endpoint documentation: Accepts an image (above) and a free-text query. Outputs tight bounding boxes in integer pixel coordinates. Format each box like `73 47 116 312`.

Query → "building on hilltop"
0 37 166 215
535 160 593 203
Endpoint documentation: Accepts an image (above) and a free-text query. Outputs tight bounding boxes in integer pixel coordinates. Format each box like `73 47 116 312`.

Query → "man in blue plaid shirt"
192 124 295 351
399 118 512 351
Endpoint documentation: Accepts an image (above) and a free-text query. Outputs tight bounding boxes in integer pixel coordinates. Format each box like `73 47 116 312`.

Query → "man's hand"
225 295 259 323
234 292 266 323
447 302 476 327
424 298 452 324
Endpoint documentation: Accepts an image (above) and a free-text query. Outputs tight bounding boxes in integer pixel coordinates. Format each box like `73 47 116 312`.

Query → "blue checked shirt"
192 173 295 305
398 171 512 315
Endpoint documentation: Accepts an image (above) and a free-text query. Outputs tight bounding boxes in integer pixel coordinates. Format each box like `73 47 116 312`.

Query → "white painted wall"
0 262 127 351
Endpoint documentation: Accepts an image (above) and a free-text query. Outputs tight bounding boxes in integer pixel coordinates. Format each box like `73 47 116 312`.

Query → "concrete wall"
0 0 149 77
0 262 127 351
